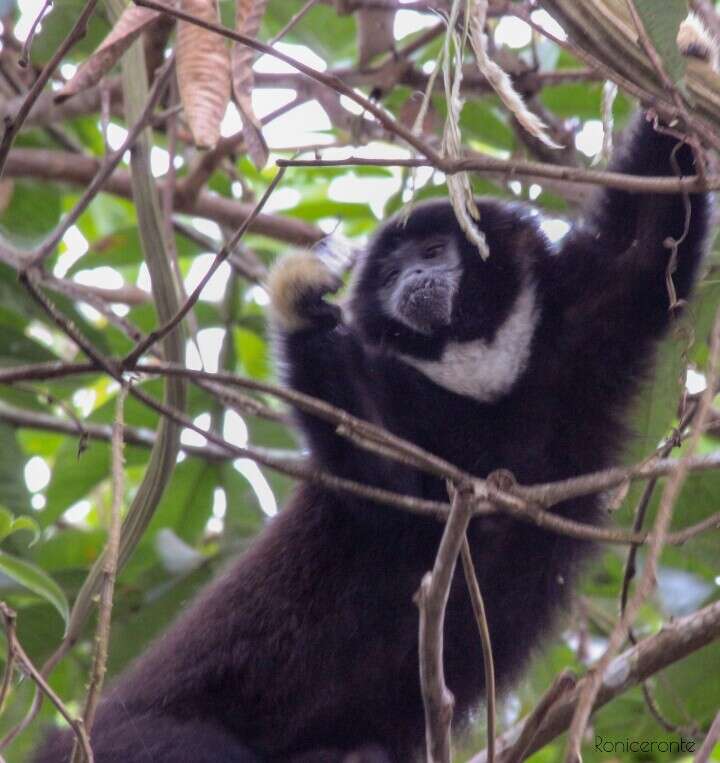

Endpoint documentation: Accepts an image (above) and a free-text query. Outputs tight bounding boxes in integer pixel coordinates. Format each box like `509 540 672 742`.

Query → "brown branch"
416 485 474 763
19 270 120 379
696 709 720 763
0 399 238 461
0 0 99 176
276 155 720 193
123 167 287 366
620 401 701 733
70 388 126 762
1 359 720 550
27 57 175 267
3 149 321 246
132 0 443 165
460 538 496 763
566 306 720 763
469 599 720 763
0 78 124 130
503 670 577 763
0 603 94 762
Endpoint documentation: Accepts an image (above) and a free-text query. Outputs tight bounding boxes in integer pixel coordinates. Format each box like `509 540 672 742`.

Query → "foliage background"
0 0 718 760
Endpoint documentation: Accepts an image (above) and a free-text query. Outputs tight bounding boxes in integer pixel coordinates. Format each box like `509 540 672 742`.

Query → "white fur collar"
399 284 539 402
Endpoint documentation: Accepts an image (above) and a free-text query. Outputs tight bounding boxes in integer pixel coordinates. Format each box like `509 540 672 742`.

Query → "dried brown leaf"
55 5 165 103
231 0 269 168
177 0 231 149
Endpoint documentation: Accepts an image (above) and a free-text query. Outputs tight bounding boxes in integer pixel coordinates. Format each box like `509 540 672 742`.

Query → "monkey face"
349 199 546 360
380 237 462 336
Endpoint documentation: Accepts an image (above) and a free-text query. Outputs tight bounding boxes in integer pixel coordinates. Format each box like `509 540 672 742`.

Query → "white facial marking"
400 283 539 402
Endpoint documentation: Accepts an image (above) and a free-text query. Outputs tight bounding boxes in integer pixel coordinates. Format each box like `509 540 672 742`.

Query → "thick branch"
4 149 321 246
469 599 720 763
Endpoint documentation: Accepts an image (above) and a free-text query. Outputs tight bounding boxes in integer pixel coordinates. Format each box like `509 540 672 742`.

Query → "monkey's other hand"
268 251 344 332
313 234 358 279
677 13 719 69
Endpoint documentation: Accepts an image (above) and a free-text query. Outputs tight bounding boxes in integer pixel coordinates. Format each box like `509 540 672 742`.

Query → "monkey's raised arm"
555 114 711 329
267 252 398 488
549 19 715 362
538 114 712 457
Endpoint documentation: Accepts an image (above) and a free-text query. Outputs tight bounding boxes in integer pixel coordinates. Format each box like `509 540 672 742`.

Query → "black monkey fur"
36 69 714 763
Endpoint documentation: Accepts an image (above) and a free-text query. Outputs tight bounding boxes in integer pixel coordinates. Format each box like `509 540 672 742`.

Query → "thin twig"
123 166 287 366
18 0 54 67
565 306 720 763
268 0 320 45
69 387 126 762
460 537 496 763
695 708 720 763
417 484 474 763
1 358 719 550
0 398 236 461
0 603 94 762
503 670 577 763
0 0 99 176
132 0 443 165
275 155 718 193
27 56 175 267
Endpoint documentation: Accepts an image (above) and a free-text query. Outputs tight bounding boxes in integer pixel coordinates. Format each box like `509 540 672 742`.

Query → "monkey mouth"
398 281 454 335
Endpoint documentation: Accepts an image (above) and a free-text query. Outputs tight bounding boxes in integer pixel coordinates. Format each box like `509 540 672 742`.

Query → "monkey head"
348 199 549 366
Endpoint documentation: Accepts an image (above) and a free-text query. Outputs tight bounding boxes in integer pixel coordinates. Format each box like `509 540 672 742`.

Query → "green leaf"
633 0 689 84
0 263 44 326
263 1 356 61
626 335 685 464
0 551 69 630
0 424 31 514
29 0 110 66
235 327 270 380
460 101 515 152
0 508 40 546
67 226 202 277
42 442 147 527
0 325 58 368
221 463 264 538
0 181 62 245
150 460 219 543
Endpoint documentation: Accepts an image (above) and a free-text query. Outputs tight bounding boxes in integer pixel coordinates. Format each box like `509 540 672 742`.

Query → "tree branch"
469 600 720 763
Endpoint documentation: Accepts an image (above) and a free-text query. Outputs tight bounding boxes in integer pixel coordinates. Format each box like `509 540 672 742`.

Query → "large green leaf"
0 551 69 630
633 0 689 84
0 424 30 514
42 441 147 527
149 459 219 543
0 181 62 245
0 507 39 546
29 0 110 66
0 326 58 367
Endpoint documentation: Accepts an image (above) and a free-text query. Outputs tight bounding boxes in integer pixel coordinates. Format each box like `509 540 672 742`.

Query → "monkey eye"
383 268 399 286
423 243 445 259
